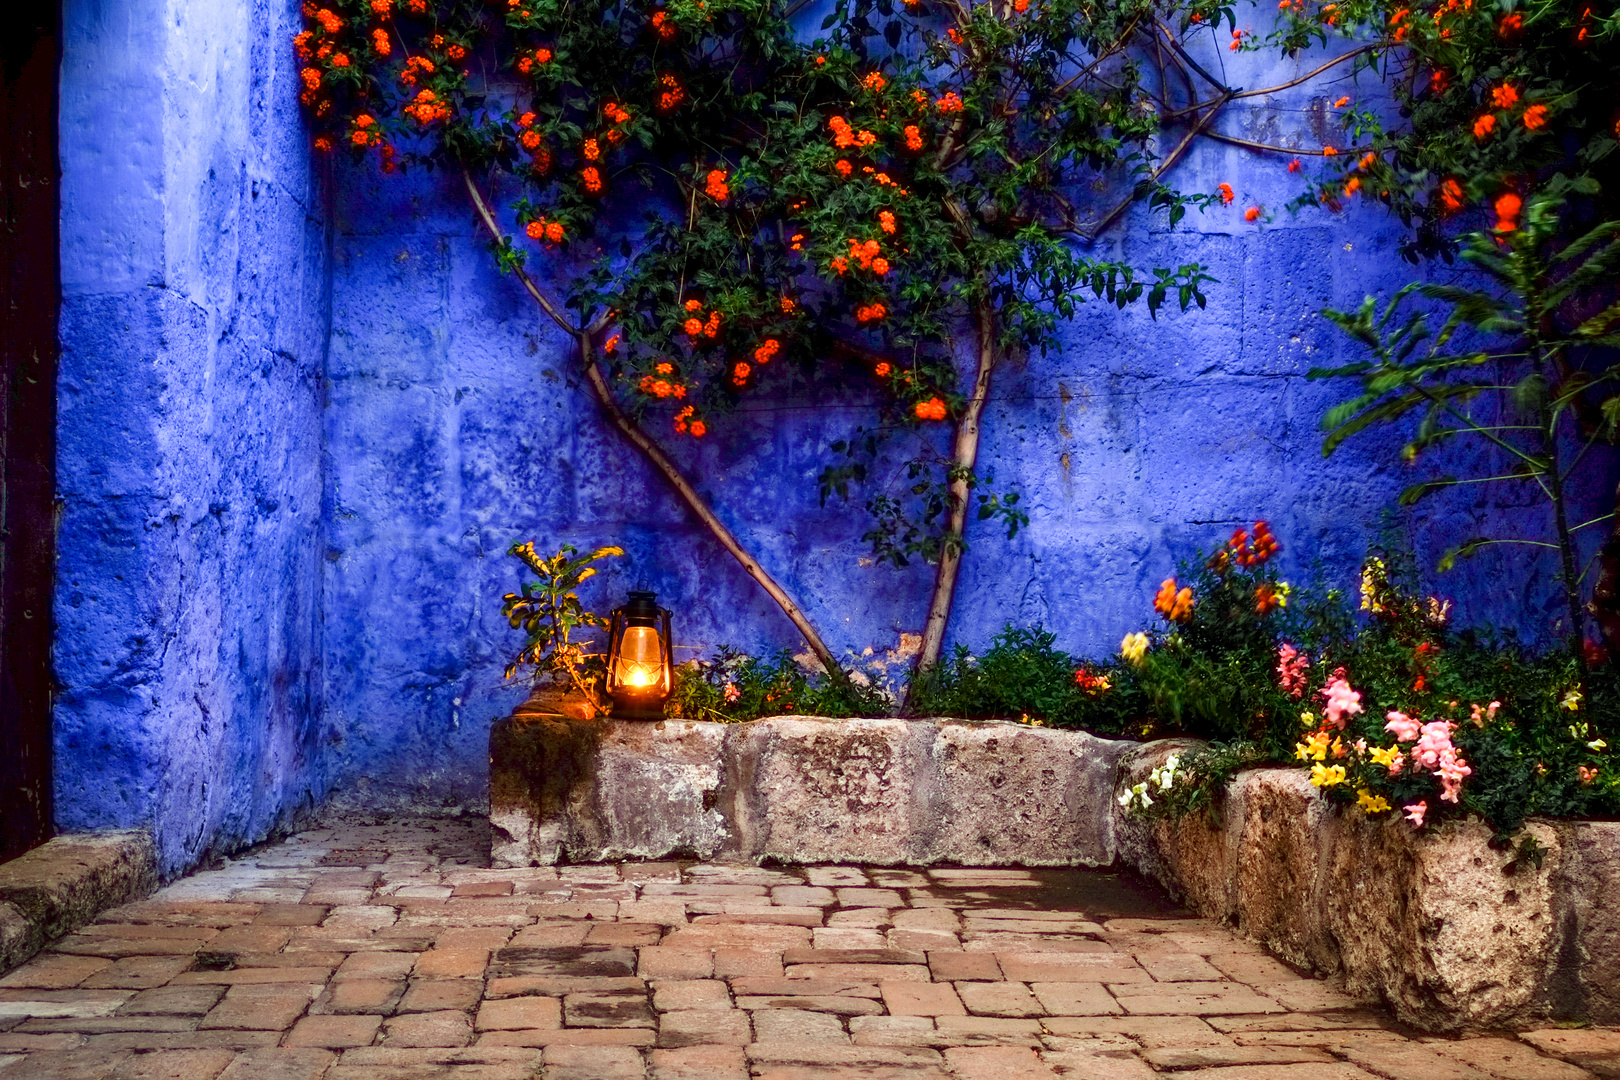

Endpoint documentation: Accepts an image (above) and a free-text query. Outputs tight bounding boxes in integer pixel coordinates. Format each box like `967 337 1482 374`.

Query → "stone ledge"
490 715 1133 868
0 830 157 975
1114 740 1620 1032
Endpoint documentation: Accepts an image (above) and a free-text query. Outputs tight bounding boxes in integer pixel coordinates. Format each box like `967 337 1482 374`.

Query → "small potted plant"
501 542 622 719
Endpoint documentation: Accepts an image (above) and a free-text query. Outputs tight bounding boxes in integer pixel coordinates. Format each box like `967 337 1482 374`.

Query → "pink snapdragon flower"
1404 800 1428 827
1384 710 1421 742
1321 678 1364 729
1277 644 1310 699
1411 719 1457 771
1436 750 1472 803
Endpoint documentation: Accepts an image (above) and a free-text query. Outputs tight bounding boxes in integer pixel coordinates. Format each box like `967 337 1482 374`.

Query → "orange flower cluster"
1473 113 1496 139
1523 103 1549 130
914 397 946 420
874 362 891 377
314 7 342 32
657 73 686 113
1437 177 1464 213
753 339 780 364
603 101 632 125
878 210 896 234
855 302 887 323
1153 578 1194 623
1255 583 1283 614
314 135 334 151
835 159 853 177
935 92 964 113
732 362 751 386
651 11 677 40
779 297 797 313
331 52 351 68
846 238 887 274
1073 668 1109 694
516 47 552 74
903 125 923 151
370 0 391 15
403 89 451 125
300 66 322 92
407 0 426 10
705 169 730 201
1388 6 1410 41
828 116 877 149
1494 191 1522 233
400 55 435 86
1491 83 1519 109
372 29 392 56
582 166 604 194
1216 182 1234 205
1230 29 1244 50
350 113 384 147
683 308 722 338
673 405 704 436
1498 11 1522 37
1225 521 1278 567
525 218 566 244
862 72 887 92
581 138 601 162
642 373 686 398
1244 206 1260 222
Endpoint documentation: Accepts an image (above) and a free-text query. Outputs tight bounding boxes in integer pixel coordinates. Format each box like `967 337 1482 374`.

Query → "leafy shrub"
908 626 1143 735
669 647 891 723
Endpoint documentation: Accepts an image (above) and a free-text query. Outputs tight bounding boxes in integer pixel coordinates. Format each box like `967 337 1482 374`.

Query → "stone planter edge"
1113 738 1620 1032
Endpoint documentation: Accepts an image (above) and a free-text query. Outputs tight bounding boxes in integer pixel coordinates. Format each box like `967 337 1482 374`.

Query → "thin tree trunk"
1592 479 1620 661
914 299 999 677
461 170 844 676
1543 410 1586 659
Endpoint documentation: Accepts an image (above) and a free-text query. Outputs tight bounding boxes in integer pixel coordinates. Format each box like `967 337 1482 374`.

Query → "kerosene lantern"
604 589 674 719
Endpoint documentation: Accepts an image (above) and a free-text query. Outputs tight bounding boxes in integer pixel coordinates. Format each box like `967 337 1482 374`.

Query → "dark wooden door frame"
0 6 60 862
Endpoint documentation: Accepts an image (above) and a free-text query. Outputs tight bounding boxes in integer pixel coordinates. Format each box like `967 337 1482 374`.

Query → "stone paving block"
930 1017 1042 1046
509 925 591 949
282 1014 382 1049
1339 1041 1505 1080
486 976 644 999
773 888 836 908
333 952 419 981
1136 952 1225 982
996 954 1147 983
1231 1030 1410 1049
479 1028 656 1048
81 1032 282 1052
1028 982 1120 1016
833 891 904 909
656 1009 751 1048
411 950 488 980
711 950 782 979
208 926 294 956
1042 1015 1231 1048
80 958 198 991
693 910 826 929
650 981 730 1012
619 864 684 884
16 1016 198 1035
586 924 664 947
198 984 320 1031
118 986 226 1017
750 1009 848 1045
1206 953 1306 983
0 1047 135 1078
648 1043 749 1080
637 949 713 981
318 978 402 1015
434 929 515 953
785 950 924 968
0 1033 86 1051
104 1047 236 1079
1143 1044 1337 1068
1250 980 1364 1012
785 965 929 983
1110 982 1287 1016
562 990 655 1028
1039 1048 1157 1079
732 980 881 999
944 1045 1059 1079
927 953 999 982
829 910 894 929
0 989 135 1019
491 947 635 978
172 969 334 987
474 996 562 1032
811 932 887 952
849 1016 936 1047
0 955 114 990
540 1042 646 1079
745 1042 943 1066
1519 1030 1620 1077
880 982 964 1017
214 1047 337 1080
660 926 809 951
955 981 1043 1018
734 997 882 1016
804 869 869 888
397 979 482 1015
382 1010 473 1048
1207 1011 1393 1033
614 902 689 927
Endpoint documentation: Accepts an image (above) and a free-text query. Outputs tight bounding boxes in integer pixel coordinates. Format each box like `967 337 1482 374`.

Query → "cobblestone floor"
1 818 1616 1079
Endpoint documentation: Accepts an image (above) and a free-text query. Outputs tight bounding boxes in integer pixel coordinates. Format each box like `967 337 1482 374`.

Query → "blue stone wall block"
56 0 329 876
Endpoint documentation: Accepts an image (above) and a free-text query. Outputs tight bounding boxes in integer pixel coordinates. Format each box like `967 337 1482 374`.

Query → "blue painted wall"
55 0 330 875
54 1 1616 861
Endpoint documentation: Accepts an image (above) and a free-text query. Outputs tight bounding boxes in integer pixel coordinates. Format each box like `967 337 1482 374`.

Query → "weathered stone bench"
489 714 1130 868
